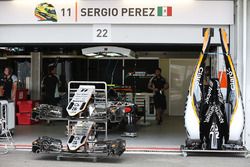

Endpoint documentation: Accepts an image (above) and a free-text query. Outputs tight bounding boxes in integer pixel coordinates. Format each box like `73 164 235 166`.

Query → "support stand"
0 130 15 155
180 145 249 158
137 100 151 126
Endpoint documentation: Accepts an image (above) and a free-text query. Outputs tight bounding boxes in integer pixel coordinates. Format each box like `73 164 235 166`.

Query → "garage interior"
0 43 218 149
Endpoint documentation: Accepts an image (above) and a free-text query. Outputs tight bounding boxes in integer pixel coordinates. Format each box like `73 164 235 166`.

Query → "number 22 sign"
93 24 111 42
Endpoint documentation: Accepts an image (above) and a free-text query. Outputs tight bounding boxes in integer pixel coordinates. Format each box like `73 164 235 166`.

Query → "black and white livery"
67 85 95 117
184 28 245 150
32 84 126 158
67 121 95 152
200 79 229 149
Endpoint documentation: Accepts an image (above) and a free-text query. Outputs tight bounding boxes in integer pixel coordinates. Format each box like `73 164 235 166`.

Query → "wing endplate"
184 28 211 140
219 28 245 142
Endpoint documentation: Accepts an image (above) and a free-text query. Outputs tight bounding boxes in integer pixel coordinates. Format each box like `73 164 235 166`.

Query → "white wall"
169 59 197 116
244 0 250 150
0 25 229 44
0 1 234 25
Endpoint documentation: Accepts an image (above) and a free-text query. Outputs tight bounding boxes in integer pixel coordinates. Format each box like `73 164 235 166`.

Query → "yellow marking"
228 55 239 96
189 53 204 123
228 55 240 126
202 28 210 53
187 28 211 125
221 28 229 54
220 28 240 126
190 53 204 95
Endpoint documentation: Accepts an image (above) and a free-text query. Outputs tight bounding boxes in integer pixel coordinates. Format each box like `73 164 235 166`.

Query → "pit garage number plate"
93 24 112 42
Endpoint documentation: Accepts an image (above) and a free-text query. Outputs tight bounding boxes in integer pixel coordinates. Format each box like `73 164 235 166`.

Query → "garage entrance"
0 0 234 151
0 43 209 150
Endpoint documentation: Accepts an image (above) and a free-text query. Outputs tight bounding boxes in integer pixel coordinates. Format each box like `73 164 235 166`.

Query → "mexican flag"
157 6 172 16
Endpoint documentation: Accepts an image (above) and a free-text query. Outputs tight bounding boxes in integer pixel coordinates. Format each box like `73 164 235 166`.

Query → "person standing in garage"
42 64 59 105
148 67 169 125
0 66 17 101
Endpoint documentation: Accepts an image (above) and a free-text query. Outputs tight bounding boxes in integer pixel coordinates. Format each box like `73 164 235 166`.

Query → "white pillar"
234 0 243 90
242 0 250 149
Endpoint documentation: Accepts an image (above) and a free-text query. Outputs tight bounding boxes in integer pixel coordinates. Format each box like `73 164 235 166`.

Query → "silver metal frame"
0 101 15 154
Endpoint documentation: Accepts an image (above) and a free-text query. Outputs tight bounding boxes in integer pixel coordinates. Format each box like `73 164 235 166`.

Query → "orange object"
113 88 133 92
218 71 227 88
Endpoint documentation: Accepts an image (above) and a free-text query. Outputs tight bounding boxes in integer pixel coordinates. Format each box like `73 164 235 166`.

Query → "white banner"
0 0 233 25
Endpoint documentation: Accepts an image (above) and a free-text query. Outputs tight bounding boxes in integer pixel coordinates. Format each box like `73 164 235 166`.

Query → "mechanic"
148 67 169 125
42 64 59 105
0 66 17 101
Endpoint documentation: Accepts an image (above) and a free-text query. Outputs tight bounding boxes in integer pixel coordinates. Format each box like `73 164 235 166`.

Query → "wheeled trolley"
180 145 248 158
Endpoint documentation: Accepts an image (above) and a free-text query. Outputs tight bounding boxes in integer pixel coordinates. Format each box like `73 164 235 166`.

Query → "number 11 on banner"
93 24 112 42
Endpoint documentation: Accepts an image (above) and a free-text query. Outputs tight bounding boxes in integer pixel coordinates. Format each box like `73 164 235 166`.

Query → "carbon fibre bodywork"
184 28 245 150
32 136 63 153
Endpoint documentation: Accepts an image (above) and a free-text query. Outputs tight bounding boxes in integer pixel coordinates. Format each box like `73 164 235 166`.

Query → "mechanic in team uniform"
148 67 169 125
0 67 17 101
42 64 59 105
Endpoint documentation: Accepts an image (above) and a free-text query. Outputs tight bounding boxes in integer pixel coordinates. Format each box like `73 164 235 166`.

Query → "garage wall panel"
244 0 250 150
0 25 229 44
169 59 197 116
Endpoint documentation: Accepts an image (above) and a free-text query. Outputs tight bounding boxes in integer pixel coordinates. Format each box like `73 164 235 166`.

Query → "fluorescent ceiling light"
84 53 97 57
82 46 135 58
94 55 104 58
105 52 123 57
0 47 8 50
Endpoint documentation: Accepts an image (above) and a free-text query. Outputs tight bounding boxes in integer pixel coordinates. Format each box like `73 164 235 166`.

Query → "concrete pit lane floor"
0 150 250 167
12 116 186 149
1 116 250 166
